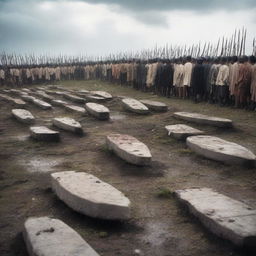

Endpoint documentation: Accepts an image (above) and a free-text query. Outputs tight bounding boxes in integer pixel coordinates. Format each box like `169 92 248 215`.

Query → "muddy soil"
0 80 256 256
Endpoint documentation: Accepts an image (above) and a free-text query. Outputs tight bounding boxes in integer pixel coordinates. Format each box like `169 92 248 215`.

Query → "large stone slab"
175 188 256 248
174 112 232 128
51 99 69 106
53 117 83 135
0 93 27 107
64 104 86 115
12 109 35 124
122 98 149 114
30 126 60 142
165 124 204 140
106 133 152 165
140 99 168 112
186 135 256 166
23 217 100 256
85 103 110 120
51 171 131 220
85 95 106 103
33 98 52 110
91 91 113 100
35 91 55 102
63 93 86 103
21 95 36 103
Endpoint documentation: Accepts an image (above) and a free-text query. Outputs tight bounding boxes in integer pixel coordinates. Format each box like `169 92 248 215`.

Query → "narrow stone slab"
30 126 60 142
106 133 152 165
78 89 90 94
21 88 31 93
85 95 106 103
23 217 100 256
21 95 36 103
175 188 256 248
33 98 52 110
85 103 110 120
53 117 83 134
140 100 168 112
91 91 113 100
51 99 69 106
12 109 35 124
0 93 27 107
63 93 86 103
51 171 131 220
174 112 232 128
122 98 149 114
165 124 204 140
64 104 86 115
35 91 55 102
186 135 256 166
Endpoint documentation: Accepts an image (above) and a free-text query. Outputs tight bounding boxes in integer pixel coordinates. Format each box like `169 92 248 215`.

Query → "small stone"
122 98 149 114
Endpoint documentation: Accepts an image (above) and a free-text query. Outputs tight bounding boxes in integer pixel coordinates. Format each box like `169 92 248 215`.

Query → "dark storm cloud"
81 0 256 12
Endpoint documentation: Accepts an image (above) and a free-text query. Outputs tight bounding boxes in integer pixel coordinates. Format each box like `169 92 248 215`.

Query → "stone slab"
85 103 110 120
23 217 100 256
53 117 83 135
0 93 27 107
21 95 36 103
35 91 55 101
186 135 256 166
122 98 149 114
165 124 204 140
51 171 131 220
64 104 86 115
140 100 168 112
91 91 112 100
51 99 69 106
106 133 152 165
85 95 106 103
174 112 232 128
33 98 52 109
12 109 35 124
175 188 256 248
30 126 60 142
63 93 86 103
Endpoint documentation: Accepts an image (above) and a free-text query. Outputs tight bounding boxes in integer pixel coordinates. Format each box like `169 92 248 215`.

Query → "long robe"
192 63 204 95
250 64 256 102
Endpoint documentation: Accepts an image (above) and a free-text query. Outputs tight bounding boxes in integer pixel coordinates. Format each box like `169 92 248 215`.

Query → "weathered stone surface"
106 133 152 165
21 88 31 93
165 124 204 140
186 135 256 166
30 126 60 142
53 117 83 134
85 95 106 103
122 98 149 114
64 104 86 115
91 91 112 100
51 171 131 220
63 93 86 103
21 95 36 103
175 188 256 248
23 217 100 256
174 112 232 128
12 109 35 124
51 99 69 106
0 93 27 107
33 98 52 109
140 100 168 112
35 91 55 101
85 103 109 120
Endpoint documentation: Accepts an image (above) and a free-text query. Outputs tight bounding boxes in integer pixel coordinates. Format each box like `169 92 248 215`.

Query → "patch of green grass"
155 187 172 198
173 148 193 155
98 231 108 238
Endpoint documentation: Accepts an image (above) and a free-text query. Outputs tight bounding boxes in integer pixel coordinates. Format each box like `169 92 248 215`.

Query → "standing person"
216 57 230 106
203 57 212 101
0 66 5 86
208 58 220 103
249 55 256 110
228 56 239 106
235 56 252 108
183 56 193 99
191 58 204 102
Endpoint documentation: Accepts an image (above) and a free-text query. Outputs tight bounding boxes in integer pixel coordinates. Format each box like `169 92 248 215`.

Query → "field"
0 80 256 256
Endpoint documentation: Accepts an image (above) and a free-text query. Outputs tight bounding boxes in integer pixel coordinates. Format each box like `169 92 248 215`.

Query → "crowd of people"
0 55 256 109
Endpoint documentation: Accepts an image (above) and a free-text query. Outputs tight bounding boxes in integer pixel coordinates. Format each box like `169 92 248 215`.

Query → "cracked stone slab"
51 171 131 220
122 98 149 114
186 135 256 166
85 102 110 120
33 98 52 110
175 188 256 248
106 133 152 165
53 117 83 135
12 109 35 124
174 112 232 128
165 124 204 140
23 217 100 256
63 93 86 103
91 91 112 100
140 100 168 112
30 126 60 142
64 104 86 115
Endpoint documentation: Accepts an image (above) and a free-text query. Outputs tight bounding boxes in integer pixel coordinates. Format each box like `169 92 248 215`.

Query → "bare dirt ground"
0 80 256 256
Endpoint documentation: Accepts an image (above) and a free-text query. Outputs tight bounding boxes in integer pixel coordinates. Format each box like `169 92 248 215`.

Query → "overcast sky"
0 0 255 56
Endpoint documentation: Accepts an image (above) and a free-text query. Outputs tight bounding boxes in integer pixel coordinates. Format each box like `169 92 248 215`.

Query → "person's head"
249 55 256 64
197 58 203 64
186 55 192 62
221 57 227 64
232 56 238 63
